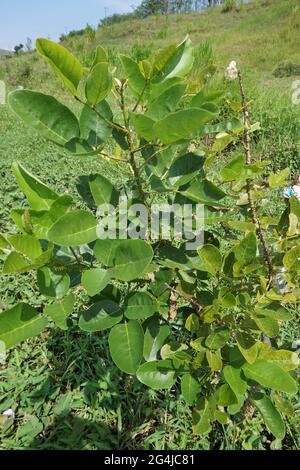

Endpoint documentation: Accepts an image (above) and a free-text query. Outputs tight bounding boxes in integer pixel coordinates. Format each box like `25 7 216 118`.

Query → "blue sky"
0 0 136 50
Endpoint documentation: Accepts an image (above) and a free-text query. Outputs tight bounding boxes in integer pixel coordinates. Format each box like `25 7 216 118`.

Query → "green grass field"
0 0 300 450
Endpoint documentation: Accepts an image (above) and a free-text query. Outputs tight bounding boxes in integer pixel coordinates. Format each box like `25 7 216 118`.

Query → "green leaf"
89 174 119 206
143 316 170 362
79 300 123 332
45 293 75 330
82 268 111 297
124 292 157 320
154 108 215 145
251 393 285 440
37 267 70 299
252 314 279 337
110 240 153 282
120 55 147 96
223 365 247 396
109 320 144 374
86 62 112 106
217 384 238 406
163 36 194 80
136 359 177 389
0 303 47 349
205 328 230 350
221 155 246 182
8 234 42 260
269 168 289 189
181 373 201 405
93 239 116 266
167 152 205 188
36 38 83 95
254 302 293 321
9 91 79 146
192 399 213 435
260 350 299 372
243 360 298 395
12 162 59 211
48 210 97 247
180 177 226 205
237 332 259 364
17 416 44 440
80 101 113 146
91 45 107 68
147 83 186 120
206 350 223 371
198 244 222 275
130 113 156 141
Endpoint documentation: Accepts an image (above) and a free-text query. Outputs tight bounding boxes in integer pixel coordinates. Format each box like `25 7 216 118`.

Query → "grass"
0 0 300 450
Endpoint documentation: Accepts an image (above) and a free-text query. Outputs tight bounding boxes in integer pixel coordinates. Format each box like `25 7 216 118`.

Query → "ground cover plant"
0 28 299 451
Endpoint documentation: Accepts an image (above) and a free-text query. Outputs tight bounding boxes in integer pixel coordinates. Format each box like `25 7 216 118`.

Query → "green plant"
221 0 240 13
1 36 299 443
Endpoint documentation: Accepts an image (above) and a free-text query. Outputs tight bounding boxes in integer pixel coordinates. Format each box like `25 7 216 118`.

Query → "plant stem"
75 96 128 134
99 151 129 163
120 82 148 203
238 71 274 286
132 80 149 113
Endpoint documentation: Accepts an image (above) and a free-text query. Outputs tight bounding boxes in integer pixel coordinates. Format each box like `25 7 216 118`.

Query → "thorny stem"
120 82 148 204
238 71 274 286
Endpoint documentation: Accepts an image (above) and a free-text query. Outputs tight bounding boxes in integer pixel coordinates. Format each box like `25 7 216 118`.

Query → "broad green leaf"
12 162 59 211
260 350 299 372
0 303 47 349
9 91 80 146
251 393 285 440
80 101 113 146
48 210 97 247
91 45 107 67
120 55 147 96
124 292 157 320
45 293 75 330
89 174 119 206
136 359 176 389
163 36 194 80
206 350 223 371
283 246 300 271
143 316 170 362
81 268 111 297
130 113 156 141
167 152 205 188
36 38 83 95
237 332 259 364
254 303 293 321
3 247 53 274
8 234 42 260
180 177 226 205
147 83 186 120
109 320 144 374
86 62 112 106
154 108 215 145
110 240 153 282
79 300 123 332
205 328 230 350
220 155 246 182
243 360 297 395
198 244 222 275
223 365 247 396
93 238 116 266
181 373 201 405
192 399 213 435
269 168 289 189
252 314 279 337
217 384 238 406
37 267 70 299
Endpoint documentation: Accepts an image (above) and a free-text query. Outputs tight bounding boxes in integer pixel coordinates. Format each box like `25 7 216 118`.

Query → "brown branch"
166 284 203 316
99 151 129 163
238 70 274 286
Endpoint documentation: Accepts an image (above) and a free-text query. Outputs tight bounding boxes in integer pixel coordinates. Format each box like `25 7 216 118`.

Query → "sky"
0 0 137 50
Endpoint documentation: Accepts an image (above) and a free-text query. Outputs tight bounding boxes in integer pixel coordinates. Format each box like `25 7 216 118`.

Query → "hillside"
1 0 300 98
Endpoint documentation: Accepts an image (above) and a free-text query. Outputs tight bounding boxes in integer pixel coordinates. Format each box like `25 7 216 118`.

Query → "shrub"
1 36 299 442
273 61 300 78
